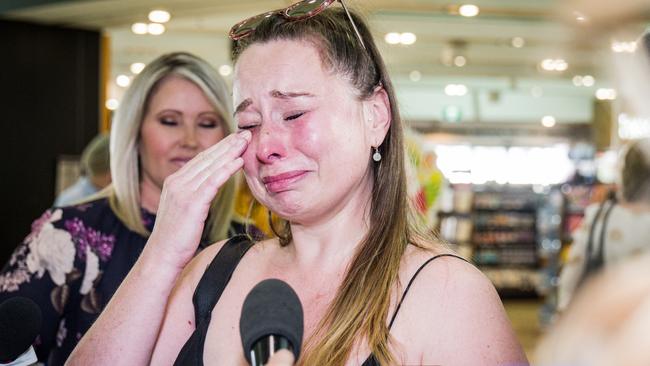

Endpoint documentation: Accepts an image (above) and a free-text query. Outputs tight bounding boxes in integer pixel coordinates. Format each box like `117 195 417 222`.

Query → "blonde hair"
107 52 237 242
233 8 436 365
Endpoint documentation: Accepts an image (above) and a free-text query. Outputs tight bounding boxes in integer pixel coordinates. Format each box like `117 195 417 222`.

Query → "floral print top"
0 197 258 365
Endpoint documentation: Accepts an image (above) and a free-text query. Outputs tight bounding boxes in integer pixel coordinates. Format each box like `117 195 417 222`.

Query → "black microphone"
0 297 42 365
239 279 304 366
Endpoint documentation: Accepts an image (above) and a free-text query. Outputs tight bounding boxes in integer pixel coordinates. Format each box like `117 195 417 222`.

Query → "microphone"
240 279 304 366
0 297 42 366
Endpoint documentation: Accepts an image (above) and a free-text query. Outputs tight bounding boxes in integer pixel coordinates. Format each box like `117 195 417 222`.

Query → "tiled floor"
503 299 545 362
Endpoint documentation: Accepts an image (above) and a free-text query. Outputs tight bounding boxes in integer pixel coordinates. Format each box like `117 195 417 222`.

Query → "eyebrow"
233 89 315 116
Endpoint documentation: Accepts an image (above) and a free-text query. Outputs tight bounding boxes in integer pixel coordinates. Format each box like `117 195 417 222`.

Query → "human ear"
363 86 392 147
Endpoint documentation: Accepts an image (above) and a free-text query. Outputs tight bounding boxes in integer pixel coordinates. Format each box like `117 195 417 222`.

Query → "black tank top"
174 235 466 365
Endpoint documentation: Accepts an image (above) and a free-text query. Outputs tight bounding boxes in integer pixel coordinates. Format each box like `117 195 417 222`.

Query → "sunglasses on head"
229 0 366 49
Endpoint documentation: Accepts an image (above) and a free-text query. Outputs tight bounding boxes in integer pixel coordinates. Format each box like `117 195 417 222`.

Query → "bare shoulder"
396 245 528 365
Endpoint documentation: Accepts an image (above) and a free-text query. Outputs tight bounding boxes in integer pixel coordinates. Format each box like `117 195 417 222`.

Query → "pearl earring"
372 147 382 162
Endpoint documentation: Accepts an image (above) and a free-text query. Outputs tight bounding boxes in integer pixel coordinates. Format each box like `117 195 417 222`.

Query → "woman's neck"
287 181 373 274
139 176 162 213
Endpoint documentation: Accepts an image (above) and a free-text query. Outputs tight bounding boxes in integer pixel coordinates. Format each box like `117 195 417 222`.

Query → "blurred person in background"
537 27 650 366
54 133 111 207
0 52 255 365
558 138 650 311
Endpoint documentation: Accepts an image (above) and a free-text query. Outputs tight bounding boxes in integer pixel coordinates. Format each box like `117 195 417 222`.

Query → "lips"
262 170 309 193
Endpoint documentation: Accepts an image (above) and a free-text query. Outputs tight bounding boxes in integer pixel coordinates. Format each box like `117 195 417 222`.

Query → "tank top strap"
174 234 254 366
387 253 468 330
193 234 255 321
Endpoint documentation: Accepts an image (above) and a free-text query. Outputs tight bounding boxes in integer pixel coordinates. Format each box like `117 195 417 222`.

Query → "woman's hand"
148 130 251 269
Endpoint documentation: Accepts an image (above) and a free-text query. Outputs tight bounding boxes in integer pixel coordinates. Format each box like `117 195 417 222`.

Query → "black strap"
388 253 467 329
579 193 616 287
362 253 467 366
174 235 255 366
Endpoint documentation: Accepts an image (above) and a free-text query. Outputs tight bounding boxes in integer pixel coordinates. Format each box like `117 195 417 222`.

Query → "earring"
372 147 382 162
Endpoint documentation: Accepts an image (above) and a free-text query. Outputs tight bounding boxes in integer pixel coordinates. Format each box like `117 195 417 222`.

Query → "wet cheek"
291 122 325 155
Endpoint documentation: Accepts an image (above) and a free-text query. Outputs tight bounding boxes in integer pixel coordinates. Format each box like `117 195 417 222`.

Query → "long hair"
233 8 434 365
107 52 237 242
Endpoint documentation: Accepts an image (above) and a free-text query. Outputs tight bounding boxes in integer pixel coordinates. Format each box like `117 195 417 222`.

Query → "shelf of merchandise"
437 184 543 298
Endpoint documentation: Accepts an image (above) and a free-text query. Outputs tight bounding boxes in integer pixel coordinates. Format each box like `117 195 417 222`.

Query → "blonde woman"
71 2 527 365
0 52 254 365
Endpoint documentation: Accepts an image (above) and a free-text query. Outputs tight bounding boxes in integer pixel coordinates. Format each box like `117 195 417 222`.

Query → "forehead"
233 39 342 99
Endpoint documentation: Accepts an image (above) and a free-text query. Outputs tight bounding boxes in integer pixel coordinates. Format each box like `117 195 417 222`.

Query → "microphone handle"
250 335 294 366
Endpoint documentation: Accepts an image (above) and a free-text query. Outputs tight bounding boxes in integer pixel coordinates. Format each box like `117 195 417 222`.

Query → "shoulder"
397 246 527 364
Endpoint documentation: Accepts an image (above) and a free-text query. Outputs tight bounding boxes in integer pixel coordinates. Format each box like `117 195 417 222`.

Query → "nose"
255 122 287 164
181 126 199 149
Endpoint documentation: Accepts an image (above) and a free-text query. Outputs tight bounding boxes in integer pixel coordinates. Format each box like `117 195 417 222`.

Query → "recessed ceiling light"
116 74 130 87
540 58 568 72
218 65 233 76
511 37 525 48
572 75 583 86
400 32 416 45
582 75 595 87
409 70 422 82
454 55 467 67
131 23 148 35
541 115 556 128
596 88 616 100
106 99 119 110
147 23 165 35
148 10 171 23
130 62 146 74
611 41 637 53
445 84 468 96
385 32 400 45
459 4 479 17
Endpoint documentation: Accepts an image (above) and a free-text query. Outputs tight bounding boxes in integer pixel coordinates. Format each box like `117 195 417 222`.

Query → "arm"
67 131 251 365
405 257 528 365
149 241 226 364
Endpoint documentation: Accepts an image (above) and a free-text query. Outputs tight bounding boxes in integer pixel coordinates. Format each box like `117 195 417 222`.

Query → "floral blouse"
0 197 258 365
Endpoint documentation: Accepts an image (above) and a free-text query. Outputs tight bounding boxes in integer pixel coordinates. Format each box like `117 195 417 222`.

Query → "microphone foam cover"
239 279 304 363
0 296 42 361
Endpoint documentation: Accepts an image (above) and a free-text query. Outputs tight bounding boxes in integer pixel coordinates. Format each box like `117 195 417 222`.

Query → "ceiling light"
400 32 416 45
611 41 637 53
116 74 130 87
385 32 400 45
453 55 467 67
106 99 119 110
595 88 616 100
459 4 480 17
131 22 148 35
148 10 171 23
409 70 421 82
572 75 583 86
582 75 595 87
445 84 468 96
540 58 568 72
147 23 165 35
130 62 146 74
511 37 525 48
541 116 556 128
574 11 588 22
218 65 232 76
